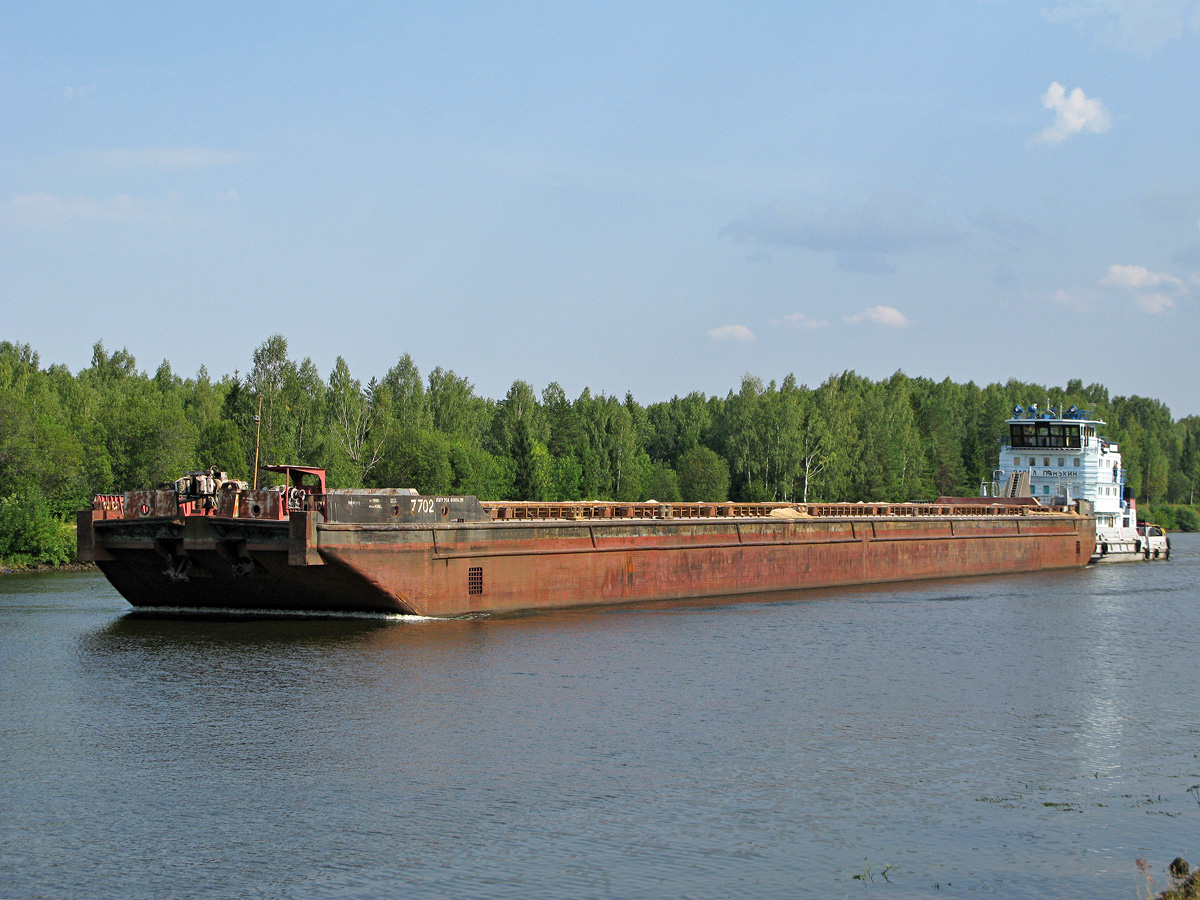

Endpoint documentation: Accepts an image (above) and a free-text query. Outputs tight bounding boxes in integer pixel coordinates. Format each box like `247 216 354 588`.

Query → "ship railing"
805 503 1036 517
480 500 1057 521
481 501 789 521
91 494 126 520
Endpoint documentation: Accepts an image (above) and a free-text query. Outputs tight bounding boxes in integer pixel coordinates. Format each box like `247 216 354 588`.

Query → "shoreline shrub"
0 489 76 566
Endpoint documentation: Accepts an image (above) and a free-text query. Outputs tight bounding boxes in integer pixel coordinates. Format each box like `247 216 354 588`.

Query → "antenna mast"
252 394 263 489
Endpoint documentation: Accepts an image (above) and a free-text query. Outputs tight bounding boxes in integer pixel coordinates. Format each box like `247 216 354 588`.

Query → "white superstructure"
985 404 1169 563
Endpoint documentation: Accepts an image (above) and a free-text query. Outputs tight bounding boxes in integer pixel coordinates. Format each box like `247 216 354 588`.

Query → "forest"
3 336 1199 566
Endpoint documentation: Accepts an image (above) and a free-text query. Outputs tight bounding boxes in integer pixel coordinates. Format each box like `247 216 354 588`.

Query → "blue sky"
3 2 1200 415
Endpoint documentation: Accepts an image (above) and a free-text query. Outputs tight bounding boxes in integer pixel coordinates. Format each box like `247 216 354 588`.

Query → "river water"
2 536 1198 900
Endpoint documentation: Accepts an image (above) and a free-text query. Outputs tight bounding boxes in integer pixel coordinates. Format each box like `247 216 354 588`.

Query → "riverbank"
1145 858 1200 899
1142 503 1200 532
0 560 96 575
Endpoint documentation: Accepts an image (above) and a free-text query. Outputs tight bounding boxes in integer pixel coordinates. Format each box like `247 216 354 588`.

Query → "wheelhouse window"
1010 422 1082 449
1010 424 1037 448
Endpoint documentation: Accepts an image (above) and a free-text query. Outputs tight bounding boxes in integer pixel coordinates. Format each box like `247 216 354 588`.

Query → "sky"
3 2 1200 416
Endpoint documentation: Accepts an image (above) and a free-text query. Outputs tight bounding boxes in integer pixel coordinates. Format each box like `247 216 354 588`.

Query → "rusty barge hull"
81 505 1095 617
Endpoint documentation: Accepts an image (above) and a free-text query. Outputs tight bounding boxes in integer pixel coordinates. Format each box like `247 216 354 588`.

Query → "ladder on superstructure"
1001 470 1031 498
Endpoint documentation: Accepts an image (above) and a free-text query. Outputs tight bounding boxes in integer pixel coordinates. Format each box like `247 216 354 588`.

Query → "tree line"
3 336 1199 564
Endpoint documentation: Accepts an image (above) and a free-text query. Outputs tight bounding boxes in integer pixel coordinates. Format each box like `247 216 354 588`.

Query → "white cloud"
1043 1 1200 51
721 192 963 274
1032 82 1112 144
83 147 251 169
782 313 829 330
1137 292 1177 313
1099 263 1186 314
63 85 97 100
2 192 176 229
843 306 910 328
1101 263 1182 288
707 324 755 342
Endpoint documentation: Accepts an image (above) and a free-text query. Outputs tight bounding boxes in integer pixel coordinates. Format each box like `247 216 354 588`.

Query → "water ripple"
2 538 1199 899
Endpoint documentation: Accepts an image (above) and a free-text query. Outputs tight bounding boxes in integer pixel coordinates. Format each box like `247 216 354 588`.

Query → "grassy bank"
0 493 79 569
1142 857 1200 899
0 560 95 574
1140 503 1200 532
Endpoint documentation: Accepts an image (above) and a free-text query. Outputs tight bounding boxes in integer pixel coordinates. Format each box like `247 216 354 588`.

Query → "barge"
79 464 1095 616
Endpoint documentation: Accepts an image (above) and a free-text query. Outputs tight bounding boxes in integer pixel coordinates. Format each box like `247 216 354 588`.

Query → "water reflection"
3 539 1199 899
